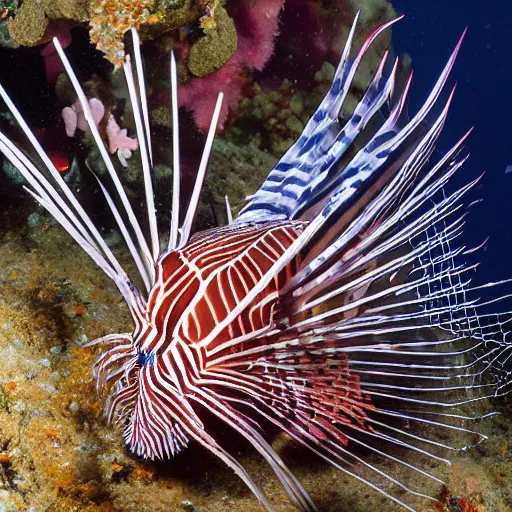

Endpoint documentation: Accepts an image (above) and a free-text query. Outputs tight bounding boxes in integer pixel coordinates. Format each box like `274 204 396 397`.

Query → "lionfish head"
92 325 199 459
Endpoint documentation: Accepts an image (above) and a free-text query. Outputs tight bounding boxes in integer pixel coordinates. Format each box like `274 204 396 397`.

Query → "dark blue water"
392 1 512 286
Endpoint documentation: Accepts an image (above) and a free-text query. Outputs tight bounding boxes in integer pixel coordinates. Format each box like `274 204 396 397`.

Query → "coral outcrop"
187 5 237 78
176 0 286 131
8 0 89 47
89 0 159 68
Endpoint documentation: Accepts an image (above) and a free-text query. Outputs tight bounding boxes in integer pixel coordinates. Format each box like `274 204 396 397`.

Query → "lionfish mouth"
1 11 511 512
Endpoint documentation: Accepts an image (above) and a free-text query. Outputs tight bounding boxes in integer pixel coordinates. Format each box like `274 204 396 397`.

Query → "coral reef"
2 159 24 185
0 0 16 20
4 0 394 134
235 65 336 157
187 5 237 78
89 0 235 70
170 0 395 132
0 0 400 229
6 0 213 69
0 0 399 230
176 0 286 131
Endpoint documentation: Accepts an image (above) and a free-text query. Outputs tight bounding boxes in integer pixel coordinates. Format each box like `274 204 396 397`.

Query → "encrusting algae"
8 0 89 47
187 4 237 77
89 0 161 68
6 0 234 70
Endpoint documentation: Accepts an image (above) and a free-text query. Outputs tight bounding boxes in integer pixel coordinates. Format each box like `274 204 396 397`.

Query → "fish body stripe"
140 222 303 360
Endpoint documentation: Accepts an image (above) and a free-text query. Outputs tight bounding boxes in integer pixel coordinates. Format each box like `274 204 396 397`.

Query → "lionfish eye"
137 350 155 367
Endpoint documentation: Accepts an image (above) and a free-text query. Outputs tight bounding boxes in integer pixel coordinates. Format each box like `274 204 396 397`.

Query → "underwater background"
393 0 512 292
0 1 511 511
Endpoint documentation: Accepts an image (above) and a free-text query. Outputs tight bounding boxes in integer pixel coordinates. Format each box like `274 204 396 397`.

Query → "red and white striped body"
144 221 303 357
114 221 305 457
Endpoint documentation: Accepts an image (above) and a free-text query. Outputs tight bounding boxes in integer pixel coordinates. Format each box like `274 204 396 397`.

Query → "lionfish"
1 13 511 512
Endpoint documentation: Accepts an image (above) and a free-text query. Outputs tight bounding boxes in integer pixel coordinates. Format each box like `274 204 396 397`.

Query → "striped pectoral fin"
186 383 318 512
205 346 445 511
201 211 507 508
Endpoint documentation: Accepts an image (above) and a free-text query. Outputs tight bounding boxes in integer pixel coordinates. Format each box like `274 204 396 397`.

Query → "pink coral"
40 29 73 83
62 98 138 166
177 60 243 132
62 98 105 137
231 0 286 71
178 0 286 131
106 114 139 166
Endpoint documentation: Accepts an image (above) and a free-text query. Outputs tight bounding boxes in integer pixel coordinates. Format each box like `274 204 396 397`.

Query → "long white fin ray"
0 85 100 250
123 54 159 260
130 28 153 165
22 187 141 312
53 37 155 283
179 92 224 247
0 133 133 291
169 50 181 251
95 176 152 291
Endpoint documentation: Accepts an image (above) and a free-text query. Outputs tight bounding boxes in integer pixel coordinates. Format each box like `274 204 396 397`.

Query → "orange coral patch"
5 382 17 392
129 466 155 484
74 304 86 316
44 429 60 442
